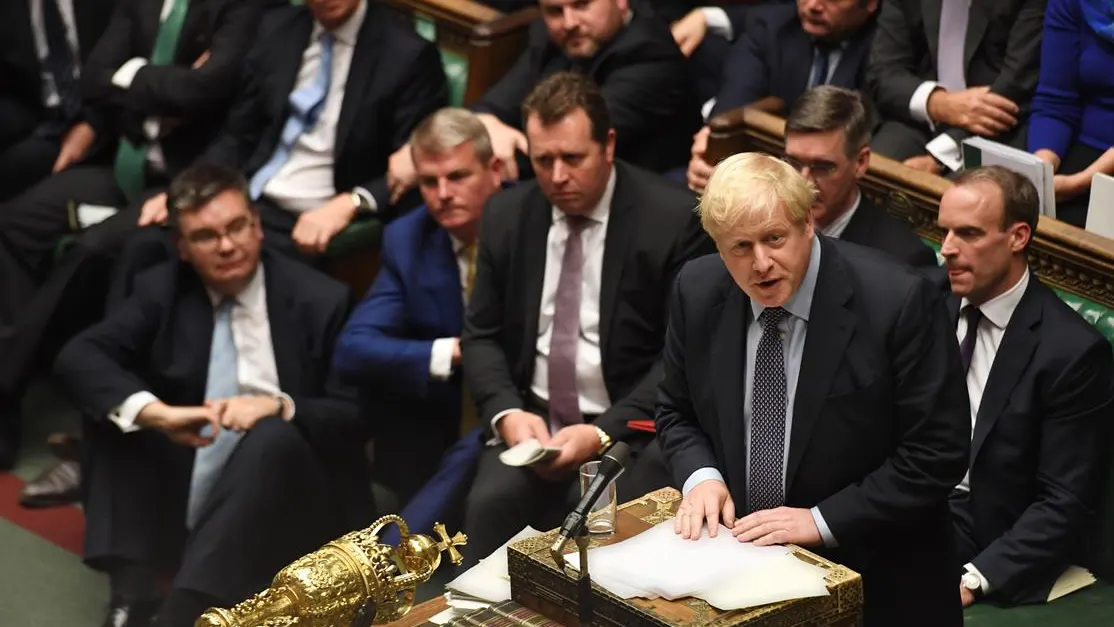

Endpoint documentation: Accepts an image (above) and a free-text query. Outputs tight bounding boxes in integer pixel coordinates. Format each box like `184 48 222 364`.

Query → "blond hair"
699 153 816 239
410 107 494 163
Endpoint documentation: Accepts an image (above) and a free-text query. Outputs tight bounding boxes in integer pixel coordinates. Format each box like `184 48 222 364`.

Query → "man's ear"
854 146 871 179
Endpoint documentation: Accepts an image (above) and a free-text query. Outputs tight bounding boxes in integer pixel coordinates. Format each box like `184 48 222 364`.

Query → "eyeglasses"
782 155 839 179
184 216 255 250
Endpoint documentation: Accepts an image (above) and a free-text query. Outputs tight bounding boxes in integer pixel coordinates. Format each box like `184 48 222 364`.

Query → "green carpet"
0 520 105 625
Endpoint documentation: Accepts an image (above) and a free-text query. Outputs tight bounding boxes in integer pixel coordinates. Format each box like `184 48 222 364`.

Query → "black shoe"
102 598 161 627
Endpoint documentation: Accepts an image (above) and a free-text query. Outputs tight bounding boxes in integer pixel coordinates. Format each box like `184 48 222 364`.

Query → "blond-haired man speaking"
655 153 970 626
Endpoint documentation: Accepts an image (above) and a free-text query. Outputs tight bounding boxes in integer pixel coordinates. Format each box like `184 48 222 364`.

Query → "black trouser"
0 134 60 202
83 416 337 627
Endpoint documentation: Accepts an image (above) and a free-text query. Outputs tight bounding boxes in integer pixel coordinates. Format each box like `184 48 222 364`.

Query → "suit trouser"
0 134 59 202
870 118 1029 163
84 416 336 625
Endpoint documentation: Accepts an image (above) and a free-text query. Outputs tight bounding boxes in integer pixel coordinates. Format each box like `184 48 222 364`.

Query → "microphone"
550 442 631 564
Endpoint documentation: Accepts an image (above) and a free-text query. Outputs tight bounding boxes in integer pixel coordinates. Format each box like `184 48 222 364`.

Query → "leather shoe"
19 460 80 508
102 598 161 627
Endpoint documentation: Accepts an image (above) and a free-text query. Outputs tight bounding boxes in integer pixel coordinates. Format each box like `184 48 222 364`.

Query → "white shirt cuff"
701 7 734 41
701 98 717 122
109 391 160 433
810 507 838 547
352 186 379 213
910 81 940 129
112 58 149 89
682 467 725 496
489 408 522 445
926 133 963 171
278 392 296 421
965 562 992 594
429 337 457 381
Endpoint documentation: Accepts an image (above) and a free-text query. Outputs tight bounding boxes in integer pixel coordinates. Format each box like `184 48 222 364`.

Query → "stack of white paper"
446 526 544 603
1085 173 1114 238
961 137 1056 219
564 522 830 611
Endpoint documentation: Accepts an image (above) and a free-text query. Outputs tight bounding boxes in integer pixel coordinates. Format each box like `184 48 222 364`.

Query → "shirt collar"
751 235 821 323
551 167 616 228
313 0 366 46
206 264 266 311
819 188 861 239
961 270 1030 330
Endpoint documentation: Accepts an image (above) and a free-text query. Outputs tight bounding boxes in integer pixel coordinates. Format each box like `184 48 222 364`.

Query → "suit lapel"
73 0 102 61
786 241 856 492
520 189 552 371
136 0 164 53
963 3 990 70
272 13 315 122
713 287 749 495
421 224 465 334
837 196 875 245
336 13 383 160
786 24 814 95
599 166 633 360
922 0 943 61
970 277 1041 462
262 255 301 394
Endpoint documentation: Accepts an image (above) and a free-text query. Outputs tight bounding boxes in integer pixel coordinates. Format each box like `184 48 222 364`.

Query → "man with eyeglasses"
54 163 372 627
783 86 936 268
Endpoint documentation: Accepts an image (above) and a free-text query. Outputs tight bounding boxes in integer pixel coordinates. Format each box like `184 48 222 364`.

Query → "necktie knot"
565 214 591 235
962 304 982 329
759 307 789 332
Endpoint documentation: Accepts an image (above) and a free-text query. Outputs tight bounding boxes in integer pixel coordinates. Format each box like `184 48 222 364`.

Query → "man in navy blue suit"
334 108 504 505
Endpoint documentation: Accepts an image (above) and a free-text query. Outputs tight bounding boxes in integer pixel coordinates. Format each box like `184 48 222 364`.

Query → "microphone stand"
575 528 593 627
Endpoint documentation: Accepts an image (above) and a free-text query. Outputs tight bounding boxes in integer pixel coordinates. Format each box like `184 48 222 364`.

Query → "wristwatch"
961 572 984 598
349 189 373 214
593 426 613 456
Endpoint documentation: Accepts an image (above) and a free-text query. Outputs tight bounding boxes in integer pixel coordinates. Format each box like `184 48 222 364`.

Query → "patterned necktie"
114 0 190 200
462 241 478 300
937 0 970 93
749 307 790 513
40 0 81 128
186 299 244 529
249 32 336 200
460 241 480 434
548 215 590 430
958 305 982 373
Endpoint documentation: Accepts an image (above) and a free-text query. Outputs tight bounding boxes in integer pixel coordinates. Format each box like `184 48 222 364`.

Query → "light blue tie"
186 299 243 529
248 33 335 200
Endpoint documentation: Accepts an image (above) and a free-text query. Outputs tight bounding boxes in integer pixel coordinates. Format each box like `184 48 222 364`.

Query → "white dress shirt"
30 0 81 109
261 0 370 213
953 270 1029 594
490 169 617 436
429 234 475 380
818 189 861 239
109 266 296 433
110 0 177 172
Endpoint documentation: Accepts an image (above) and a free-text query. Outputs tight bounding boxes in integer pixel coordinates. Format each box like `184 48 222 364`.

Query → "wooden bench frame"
706 107 1114 310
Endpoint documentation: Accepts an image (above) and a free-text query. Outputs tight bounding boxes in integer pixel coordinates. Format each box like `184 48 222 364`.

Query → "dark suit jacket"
866 0 1045 145
656 237 970 625
334 207 466 431
711 4 875 117
53 251 373 528
951 275 1114 605
201 2 448 216
840 192 937 268
473 6 700 173
462 161 714 444
77 0 275 172
0 0 115 148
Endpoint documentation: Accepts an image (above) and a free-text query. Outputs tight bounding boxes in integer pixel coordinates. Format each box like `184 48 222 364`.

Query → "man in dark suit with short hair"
0 0 274 471
658 153 969 626
866 0 1045 173
687 0 878 193
938 166 1114 608
54 163 372 627
460 72 713 563
784 86 937 268
0 0 116 200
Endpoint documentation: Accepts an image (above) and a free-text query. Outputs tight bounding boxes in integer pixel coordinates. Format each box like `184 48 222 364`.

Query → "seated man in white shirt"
54 163 371 627
865 0 1043 173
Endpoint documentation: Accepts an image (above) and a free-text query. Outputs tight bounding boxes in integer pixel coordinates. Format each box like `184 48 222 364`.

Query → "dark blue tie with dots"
749 306 789 513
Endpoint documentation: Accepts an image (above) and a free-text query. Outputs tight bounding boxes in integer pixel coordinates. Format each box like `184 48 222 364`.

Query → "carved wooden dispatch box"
507 488 863 627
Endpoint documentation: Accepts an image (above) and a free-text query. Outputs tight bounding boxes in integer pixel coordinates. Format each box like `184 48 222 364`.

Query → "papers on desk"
1085 173 1114 238
1048 565 1096 602
69 203 119 230
563 521 830 611
436 527 545 625
961 138 1056 219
